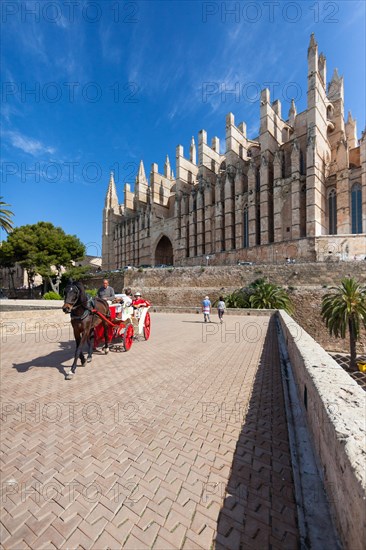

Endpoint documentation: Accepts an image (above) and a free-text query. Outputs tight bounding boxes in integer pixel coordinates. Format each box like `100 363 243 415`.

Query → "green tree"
0 197 14 234
321 277 366 370
0 240 17 294
0 222 85 295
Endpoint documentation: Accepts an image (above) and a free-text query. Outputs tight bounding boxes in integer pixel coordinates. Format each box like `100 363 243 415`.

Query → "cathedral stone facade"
102 35 365 270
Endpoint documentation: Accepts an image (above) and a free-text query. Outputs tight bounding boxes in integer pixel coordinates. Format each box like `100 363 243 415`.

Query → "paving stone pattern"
330 353 366 391
1 313 299 549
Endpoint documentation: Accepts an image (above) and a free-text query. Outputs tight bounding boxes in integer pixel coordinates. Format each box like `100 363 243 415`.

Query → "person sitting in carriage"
113 292 133 320
124 287 133 301
132 291 151 309
130 291 151 334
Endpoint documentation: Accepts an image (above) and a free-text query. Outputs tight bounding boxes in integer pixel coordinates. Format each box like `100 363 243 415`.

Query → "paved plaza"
1 313 299 549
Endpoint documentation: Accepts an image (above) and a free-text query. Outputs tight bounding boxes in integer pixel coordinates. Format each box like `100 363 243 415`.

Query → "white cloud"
5 130 56 156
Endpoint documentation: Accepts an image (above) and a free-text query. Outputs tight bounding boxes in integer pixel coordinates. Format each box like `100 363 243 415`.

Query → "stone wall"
291 289 366 354
123 261 366 289
277 311 366 550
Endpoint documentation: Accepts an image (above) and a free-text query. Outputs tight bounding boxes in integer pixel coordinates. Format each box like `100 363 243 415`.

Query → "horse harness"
67 285 109 321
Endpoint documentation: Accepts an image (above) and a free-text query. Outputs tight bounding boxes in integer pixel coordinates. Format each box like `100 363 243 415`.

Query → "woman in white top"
217 296 226 324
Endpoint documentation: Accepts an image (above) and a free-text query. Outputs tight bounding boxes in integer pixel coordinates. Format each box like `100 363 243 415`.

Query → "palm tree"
321 277 366 370
249 280 294 314
221 288 251 308
0 197 14 234
223 280 293 314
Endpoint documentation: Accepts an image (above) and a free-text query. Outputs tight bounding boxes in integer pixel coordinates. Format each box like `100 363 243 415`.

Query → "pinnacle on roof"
190 136 197 164
347 111 354 123
165 155 172 178
308 33 317 50
105 171 119 209
308 33 318 55
136 160 147 183
330 68 341 82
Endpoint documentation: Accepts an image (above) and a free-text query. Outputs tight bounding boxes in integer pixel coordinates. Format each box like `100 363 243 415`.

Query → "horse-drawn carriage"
62 282 151 380
93 299 151 351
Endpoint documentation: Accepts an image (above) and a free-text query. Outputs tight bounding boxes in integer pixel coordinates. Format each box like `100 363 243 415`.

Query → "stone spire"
102 171 119 270
328 68 344 101
345 111 358 149
318 52 326 85
135 160 148 203
288 99 297 126
136 160 147 184
164 155 172 178
104 171 119 209
190 137 197 164
307 33 318 74
308 33 317 54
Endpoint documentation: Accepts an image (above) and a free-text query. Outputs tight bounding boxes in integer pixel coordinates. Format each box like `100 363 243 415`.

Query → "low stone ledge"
0 300 64 312
277 310 366 550
150 306 274 316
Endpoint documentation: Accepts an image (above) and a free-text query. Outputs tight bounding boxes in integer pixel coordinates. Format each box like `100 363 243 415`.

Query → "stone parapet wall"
277 311 366 550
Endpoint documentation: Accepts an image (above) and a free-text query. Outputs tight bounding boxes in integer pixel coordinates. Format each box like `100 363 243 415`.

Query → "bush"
85 288 98 297
43 291 62 300
138 267 144 273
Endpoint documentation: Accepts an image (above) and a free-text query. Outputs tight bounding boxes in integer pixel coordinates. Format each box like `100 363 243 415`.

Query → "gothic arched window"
351 183 362 234
328 188 337 235
243 205 249 248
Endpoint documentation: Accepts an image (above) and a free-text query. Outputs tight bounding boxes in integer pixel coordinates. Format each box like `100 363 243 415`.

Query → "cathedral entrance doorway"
155 235 174 266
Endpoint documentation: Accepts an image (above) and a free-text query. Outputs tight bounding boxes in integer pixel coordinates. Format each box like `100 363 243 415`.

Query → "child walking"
217 296 226 324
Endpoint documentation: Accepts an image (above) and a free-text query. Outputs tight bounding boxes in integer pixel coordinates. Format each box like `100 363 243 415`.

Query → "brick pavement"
1 313 300 549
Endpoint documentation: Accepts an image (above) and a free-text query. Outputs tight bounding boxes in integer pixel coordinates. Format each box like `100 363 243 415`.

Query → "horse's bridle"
64 285 81 310
64 285 94 321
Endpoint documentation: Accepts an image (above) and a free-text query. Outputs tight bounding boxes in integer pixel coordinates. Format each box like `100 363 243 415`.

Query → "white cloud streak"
4 130 56 156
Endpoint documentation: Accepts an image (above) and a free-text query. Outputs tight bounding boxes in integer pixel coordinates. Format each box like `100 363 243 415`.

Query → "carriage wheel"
143 312 151 340
123 323 134 351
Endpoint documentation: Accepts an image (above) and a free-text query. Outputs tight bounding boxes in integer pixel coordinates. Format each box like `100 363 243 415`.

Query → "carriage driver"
97 279 115 304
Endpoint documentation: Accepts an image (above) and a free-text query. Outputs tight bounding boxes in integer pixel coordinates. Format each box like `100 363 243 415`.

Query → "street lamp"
206 255 210 267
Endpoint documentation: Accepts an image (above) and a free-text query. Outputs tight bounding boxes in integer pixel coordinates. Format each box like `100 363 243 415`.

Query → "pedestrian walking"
202 295 211 323
217 296 226 324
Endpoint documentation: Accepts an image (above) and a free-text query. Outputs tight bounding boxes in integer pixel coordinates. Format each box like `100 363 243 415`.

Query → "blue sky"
1 0 365 257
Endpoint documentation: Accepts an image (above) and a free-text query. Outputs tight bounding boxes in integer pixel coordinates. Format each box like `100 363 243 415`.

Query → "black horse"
62 281 110 380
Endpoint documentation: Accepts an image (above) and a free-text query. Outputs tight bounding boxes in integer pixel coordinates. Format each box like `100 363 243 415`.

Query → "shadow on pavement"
12 341 79 377
214 316 300 549
181 320 220 324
